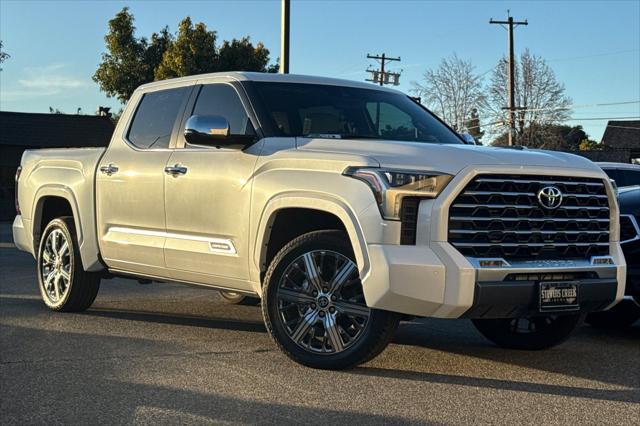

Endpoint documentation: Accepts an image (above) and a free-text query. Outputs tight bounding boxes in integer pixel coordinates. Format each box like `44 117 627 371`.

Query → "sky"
1 0 639 141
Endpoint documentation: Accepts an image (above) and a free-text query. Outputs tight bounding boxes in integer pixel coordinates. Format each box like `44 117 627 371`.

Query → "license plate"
539 282 579 312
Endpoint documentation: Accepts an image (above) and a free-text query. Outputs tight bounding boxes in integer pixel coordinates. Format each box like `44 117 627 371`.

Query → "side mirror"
459 132 476 145
184 115 230 145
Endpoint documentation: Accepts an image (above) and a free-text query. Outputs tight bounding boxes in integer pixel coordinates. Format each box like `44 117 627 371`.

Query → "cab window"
192 84 255 136
127 87 189 149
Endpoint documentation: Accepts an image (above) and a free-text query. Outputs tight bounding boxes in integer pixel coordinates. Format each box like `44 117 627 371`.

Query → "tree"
94 8 277 102
218 37 279 73
154 18 217 80
412 54 486 132
0 40 9 70
579 139 602 151
488 49 572 146
144 27 174 81
492 124 596 151
93 8 163 102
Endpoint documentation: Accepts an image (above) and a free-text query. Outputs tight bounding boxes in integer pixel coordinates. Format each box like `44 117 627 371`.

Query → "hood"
296 138 602 175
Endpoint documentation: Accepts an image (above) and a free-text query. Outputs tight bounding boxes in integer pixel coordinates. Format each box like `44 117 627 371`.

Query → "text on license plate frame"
539 282 580 312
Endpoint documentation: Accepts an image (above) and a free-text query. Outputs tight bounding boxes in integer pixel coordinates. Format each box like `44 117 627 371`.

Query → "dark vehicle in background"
597 162 640 189
587 166 640 328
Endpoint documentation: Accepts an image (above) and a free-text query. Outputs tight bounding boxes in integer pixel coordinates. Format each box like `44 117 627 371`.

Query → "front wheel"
262 230 400 370
37 217 100 312
472 314 583 350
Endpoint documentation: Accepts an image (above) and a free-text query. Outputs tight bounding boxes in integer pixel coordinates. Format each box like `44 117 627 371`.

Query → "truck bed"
15 147 106 270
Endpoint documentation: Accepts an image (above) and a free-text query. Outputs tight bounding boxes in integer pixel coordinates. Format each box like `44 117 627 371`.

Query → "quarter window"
128 87 189 149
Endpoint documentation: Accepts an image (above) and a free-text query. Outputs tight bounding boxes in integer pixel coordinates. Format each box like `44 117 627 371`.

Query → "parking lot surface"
1 246 639 425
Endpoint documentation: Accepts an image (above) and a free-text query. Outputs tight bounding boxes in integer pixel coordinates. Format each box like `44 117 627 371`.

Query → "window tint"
128 87 189 149
366 102 418 140
192 84 254 135
252 82 462 144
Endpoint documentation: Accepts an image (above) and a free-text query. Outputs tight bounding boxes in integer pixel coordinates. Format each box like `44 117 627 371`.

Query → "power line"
490 11 528 146
511 100 640 113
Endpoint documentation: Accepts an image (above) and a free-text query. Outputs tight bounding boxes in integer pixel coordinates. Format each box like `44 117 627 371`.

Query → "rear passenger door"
163 82 263 289
96 85 192 276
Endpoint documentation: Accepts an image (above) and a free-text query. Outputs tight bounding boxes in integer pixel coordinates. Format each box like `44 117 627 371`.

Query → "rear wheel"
37 217 100 312
472 314 583 350
262 230 399 370
219 291 260 306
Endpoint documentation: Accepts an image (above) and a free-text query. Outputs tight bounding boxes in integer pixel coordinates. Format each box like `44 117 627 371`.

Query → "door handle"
99 164 119 175
164 164 188 176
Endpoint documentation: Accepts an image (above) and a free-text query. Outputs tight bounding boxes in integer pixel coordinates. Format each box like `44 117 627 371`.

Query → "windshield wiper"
302 133 383 140
340 134 384 139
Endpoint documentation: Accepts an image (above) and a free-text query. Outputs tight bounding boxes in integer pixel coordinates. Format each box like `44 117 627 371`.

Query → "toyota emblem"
537 186 563 209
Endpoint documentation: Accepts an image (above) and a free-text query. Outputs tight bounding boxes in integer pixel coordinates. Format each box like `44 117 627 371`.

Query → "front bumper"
362 242 626 319
360 165 627 319
459 278 617 319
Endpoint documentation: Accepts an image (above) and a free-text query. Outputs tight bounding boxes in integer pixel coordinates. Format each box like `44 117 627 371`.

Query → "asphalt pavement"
1 244 639 425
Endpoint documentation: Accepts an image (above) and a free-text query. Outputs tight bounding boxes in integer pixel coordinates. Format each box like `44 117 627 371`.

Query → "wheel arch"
252 193 370 289
32 185 102 272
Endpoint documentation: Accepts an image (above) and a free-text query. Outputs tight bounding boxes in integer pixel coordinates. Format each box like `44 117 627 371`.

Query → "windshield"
251 82 462 144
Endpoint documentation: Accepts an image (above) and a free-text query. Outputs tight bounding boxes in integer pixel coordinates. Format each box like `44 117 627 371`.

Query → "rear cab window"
127 87 190 149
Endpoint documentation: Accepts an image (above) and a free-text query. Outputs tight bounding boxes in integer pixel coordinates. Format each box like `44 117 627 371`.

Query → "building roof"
0 111 114 148
137 71 402 94
601 120 640 149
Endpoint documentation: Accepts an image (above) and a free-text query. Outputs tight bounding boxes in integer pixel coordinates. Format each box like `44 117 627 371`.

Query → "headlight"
344 167 453 220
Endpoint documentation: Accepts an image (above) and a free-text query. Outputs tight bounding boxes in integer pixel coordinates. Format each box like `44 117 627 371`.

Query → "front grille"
448 174 610 260
620 214 639 243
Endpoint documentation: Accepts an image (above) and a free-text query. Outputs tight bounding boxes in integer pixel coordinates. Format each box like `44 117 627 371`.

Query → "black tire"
219 291 260 306
37 217 100 312
585 301 640 328
262 230 400 370
472 314 583 350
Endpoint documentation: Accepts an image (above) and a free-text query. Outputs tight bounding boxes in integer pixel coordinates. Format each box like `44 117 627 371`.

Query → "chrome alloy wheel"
276 250 370 354
40 229 71 303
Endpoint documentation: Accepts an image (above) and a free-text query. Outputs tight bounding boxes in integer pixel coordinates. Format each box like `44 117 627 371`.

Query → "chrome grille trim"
475 178 605 187
449 216 610 223
449 229 608 235
464 191 608 199
448 174 610 260
452 204 608 210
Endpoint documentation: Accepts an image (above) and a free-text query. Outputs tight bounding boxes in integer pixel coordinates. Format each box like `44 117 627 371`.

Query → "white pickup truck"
13 72 626 369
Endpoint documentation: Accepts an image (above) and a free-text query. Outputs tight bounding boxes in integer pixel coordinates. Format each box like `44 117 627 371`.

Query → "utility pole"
490 12 527 145
280 0 290 74
366 53 401 86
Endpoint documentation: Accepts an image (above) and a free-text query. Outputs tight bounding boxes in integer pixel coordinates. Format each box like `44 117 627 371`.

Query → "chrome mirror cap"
184 115 230 145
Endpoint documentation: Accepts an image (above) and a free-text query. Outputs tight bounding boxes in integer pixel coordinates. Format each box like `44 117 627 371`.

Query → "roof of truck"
137 71 403 94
